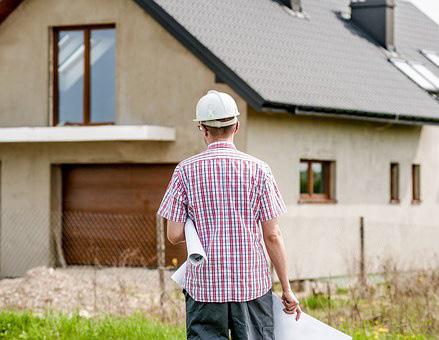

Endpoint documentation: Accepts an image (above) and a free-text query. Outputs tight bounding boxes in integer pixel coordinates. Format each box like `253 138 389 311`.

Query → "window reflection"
312 162 325 194
58 31 84 124
299 162 308 194
91 29 115 123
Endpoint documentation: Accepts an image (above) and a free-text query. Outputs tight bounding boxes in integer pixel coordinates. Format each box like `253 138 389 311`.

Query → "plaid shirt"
158 141 287 302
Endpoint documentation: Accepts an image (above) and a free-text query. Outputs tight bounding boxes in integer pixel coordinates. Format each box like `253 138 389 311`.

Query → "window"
390 163 399 203
390 58 439 93
412 164 421 204
53 25 115 126
411 62 439 89
299 160 335 203
420 49 439 68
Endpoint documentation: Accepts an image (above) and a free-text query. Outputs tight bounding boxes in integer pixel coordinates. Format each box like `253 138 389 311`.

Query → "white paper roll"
171 218 206 286
184 218 207 266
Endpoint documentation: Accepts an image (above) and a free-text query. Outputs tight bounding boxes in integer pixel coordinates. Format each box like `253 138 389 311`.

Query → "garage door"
61 164 186 268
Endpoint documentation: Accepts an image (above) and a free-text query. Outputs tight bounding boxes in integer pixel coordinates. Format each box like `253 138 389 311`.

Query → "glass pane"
411 62 439 89
390 58 437 92
299 162 308 194
312 162 325 194
90 29 115 123
422 50 439 68
412 164 420 200
58 30 84 124
390 163 399 200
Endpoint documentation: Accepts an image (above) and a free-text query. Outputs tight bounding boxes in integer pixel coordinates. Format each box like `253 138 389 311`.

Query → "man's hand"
282 290 302 321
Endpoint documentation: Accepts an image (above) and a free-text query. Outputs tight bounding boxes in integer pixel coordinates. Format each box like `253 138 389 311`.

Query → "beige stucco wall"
0 0 247 277
247 109 439 280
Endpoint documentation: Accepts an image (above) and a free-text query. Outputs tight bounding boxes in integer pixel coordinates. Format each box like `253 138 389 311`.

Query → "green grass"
302 292 332 310
0 308 436 340
0 311 185 340
1 263 438 340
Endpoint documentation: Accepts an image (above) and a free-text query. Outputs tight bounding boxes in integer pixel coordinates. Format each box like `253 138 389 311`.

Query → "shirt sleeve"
157 166 188 223
259 166 287 222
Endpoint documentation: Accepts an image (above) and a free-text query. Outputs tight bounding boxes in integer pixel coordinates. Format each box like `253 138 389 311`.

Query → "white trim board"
0 125 176 143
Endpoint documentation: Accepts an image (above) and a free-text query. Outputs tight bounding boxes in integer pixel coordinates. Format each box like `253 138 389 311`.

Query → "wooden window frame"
52 24 116 126
299 159 336 204
411 164 421 204
390 162 400 204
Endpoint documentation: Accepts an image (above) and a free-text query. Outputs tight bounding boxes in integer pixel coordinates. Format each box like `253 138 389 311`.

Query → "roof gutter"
262 101 439 126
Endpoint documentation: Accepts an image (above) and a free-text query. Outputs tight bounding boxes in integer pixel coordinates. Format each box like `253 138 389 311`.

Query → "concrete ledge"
0 125 176 142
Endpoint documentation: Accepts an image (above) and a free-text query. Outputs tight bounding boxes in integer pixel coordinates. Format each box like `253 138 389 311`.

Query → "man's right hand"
282 290 302 321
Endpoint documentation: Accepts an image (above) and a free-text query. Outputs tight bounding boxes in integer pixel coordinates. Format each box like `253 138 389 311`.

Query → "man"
158 90 301 339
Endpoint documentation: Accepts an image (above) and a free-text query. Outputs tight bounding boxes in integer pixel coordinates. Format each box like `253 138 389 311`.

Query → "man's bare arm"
167 220 186 245
262 218 290 291
262 218 301 320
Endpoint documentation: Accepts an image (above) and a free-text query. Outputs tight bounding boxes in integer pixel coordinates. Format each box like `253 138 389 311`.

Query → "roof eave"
262 101 439 126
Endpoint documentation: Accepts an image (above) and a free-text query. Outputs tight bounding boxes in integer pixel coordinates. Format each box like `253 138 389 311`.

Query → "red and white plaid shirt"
158 141 287 302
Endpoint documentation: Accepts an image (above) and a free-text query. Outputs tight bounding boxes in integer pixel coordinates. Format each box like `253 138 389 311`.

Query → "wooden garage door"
61 164 187 268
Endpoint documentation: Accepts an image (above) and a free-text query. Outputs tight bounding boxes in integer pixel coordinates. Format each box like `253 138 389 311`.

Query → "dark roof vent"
276 0 302 12
350 0 395 50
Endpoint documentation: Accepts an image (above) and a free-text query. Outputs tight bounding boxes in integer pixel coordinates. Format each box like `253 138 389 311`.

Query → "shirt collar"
207 141 237 150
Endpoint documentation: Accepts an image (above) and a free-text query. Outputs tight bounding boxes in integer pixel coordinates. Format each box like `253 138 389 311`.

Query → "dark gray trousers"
183 289 274 340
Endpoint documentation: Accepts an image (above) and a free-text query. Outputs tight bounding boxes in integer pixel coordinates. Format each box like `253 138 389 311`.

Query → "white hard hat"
194 90 240 127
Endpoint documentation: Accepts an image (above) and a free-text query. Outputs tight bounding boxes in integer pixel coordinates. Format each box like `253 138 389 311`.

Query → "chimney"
278 0 302 12
350 0 395 50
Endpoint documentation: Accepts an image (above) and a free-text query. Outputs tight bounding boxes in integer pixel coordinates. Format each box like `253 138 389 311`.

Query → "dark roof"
0 0 22 24
135 0 439 124
2 0 439 124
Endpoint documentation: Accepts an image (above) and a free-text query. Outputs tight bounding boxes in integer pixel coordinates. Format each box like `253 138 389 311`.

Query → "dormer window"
420 49 439 68
390 58 439 94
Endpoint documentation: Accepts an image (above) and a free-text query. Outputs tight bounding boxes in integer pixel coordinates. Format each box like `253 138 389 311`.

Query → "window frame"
390 162 400 204
420 49 439 68
412 164 421 204
52 24 116 126
299 159 336 204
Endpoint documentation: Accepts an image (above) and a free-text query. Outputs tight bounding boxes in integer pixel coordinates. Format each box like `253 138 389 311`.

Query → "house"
0 0 438 280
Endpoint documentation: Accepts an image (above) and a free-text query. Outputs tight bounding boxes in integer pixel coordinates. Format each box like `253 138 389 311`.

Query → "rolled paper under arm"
184 218 207 266
171 218 206 287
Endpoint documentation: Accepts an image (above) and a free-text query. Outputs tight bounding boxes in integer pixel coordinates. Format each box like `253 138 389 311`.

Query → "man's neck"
207 137 234 145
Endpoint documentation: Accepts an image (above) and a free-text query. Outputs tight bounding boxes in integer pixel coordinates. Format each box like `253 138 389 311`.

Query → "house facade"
0 0 438 279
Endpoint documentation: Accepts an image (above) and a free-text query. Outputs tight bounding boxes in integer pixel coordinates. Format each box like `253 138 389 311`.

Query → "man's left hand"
281 290 302 321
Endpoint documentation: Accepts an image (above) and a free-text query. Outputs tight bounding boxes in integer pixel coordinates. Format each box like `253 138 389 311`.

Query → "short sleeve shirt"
158 141 287 302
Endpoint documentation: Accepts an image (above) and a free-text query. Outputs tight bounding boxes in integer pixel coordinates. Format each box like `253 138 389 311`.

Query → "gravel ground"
0 266 185 319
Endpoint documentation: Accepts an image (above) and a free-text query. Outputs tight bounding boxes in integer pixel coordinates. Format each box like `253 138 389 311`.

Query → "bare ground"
0 266 185 319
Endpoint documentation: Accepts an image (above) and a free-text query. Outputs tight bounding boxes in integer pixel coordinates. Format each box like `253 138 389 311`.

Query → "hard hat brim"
198 116 239 128
193 111 240 122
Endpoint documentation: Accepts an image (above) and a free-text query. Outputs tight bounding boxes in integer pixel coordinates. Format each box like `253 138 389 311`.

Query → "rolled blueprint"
171 218 352 340
171 218 206 287
185 218 207 265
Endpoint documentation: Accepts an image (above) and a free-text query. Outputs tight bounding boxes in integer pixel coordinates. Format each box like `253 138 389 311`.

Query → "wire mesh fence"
0 209 438 323
0 209 186 322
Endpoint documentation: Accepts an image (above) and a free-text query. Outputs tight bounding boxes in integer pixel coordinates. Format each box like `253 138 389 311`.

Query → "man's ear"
234 121 240 134
203 125 209 138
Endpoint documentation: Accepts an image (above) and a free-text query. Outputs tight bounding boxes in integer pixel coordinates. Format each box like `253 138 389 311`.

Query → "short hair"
201 117 237 138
